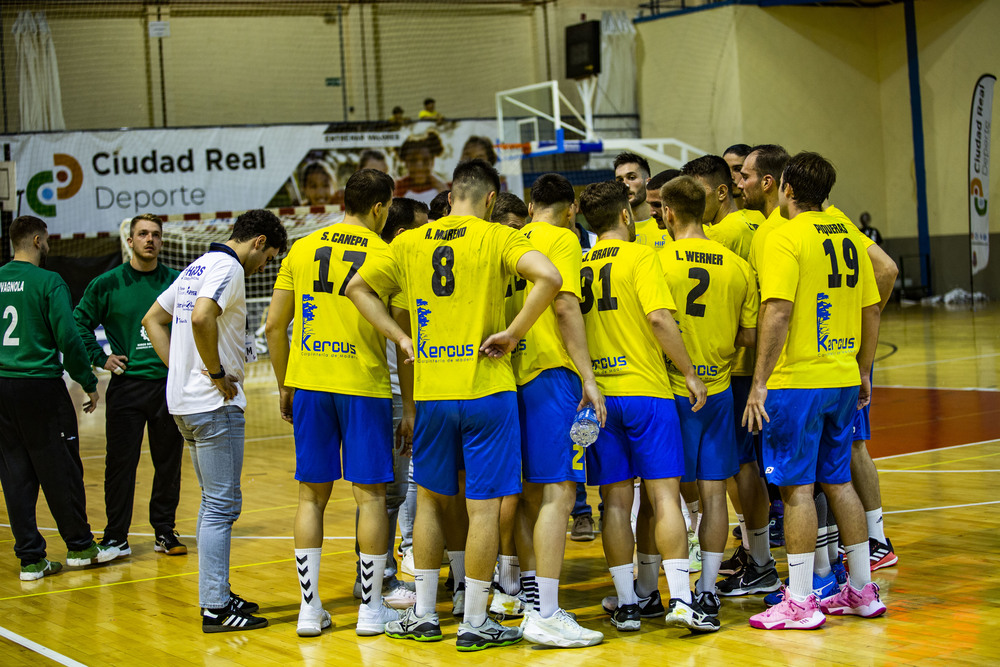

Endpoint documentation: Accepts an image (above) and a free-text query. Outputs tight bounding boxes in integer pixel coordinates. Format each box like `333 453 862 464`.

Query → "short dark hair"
381 197 430 243
344 168 394 216
747 144 790 181
682 154 732 191
723 143 752 158
358 149 386 169
530 173 575 208
613 152 650 178
647 169 682 192
660 175 706 223
451 159 501 202
230 209 288 254
10 215 47 250
130 212 163 236
391 106 403 115
782 152 836 207
462 136 497 165
429 190 451 220
491 192 528 223
423 98 435 106
579 180 630 235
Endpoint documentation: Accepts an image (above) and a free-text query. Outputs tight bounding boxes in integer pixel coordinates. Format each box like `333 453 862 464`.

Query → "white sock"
609 563 637 605
736 513 749 550
866 508 886 543
827 524 841 563
520 570 538 610
749 526 770 567
662 558 692 603
497 554 520 595
359 552 386 610
697 552 723 593
787 552 814 602
635 552 660 598
843 541 872 588
463 577 491 627
536 576 559 618
814 527 832 578
414 568 440 617
295 547 322 610
448 550 466 585
686 501 701 534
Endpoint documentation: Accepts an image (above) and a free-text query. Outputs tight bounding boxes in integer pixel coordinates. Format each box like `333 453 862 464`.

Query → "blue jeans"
174 406 245 609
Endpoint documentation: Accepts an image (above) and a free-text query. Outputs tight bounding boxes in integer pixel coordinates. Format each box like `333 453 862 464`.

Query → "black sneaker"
716 557 781 597
601 588 665 618
99 536 131 558
768 514 785 548
664 597 720 633
695 590 721 618
732 524 743 540
154 531 188 555
202 601 268 633
230 592 259 614
718 544 749 576
610 602 641 631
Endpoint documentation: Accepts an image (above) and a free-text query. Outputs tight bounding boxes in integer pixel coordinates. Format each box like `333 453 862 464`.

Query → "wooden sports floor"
1 303 998 666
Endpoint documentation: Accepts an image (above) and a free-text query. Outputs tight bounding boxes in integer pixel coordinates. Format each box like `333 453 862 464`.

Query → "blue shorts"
293 389 394 485
730 375 759 466
413 392 521 500
518 367 586 484
851 403 871 441
676 388 739 483
761 387 859 487
585 395 684 486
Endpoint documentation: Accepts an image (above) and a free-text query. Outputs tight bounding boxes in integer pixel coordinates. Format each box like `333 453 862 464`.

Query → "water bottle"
570 406 600 447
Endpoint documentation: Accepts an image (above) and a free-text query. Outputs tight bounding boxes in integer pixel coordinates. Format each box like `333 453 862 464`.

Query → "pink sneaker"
820 581 886 618
749 591 825 630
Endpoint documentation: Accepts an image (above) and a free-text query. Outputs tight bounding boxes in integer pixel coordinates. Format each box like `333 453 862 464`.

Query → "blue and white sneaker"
764 571 840 607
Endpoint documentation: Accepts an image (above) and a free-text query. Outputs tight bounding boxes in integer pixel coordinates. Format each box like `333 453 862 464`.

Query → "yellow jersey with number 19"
581 240 675 399
357 214 534 401
634 217 672 252
274 223 391 398
510 221 583 386
760 211 880 389
659 237 757 396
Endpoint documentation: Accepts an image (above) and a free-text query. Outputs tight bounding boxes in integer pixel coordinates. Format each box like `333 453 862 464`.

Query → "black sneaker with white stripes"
229 592 260 614
202 601 268 633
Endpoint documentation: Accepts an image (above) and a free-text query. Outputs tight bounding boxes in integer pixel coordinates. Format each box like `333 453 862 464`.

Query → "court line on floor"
874 437 1000 461
0 625 85 666
879 469 1000 473
895 451 1000 470
876 351 1000 371
884 499 1000 514
877 383 999 392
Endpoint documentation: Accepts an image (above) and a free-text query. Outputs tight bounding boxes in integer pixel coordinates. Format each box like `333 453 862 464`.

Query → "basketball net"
496 143 528 178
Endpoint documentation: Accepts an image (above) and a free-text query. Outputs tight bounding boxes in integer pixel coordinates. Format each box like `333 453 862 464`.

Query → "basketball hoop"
496 143 529 177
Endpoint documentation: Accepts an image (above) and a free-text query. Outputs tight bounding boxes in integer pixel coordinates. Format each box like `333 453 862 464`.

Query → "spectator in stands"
418 98 443 123
389 106 411 128
858 212 883 246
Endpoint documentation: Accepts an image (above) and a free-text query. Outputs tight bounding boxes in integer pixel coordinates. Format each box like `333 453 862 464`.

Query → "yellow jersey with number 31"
760 211 880 389
581 240 675 399
357 214 534 401
274 223 391 397
660 237 757 396
509 221 583 386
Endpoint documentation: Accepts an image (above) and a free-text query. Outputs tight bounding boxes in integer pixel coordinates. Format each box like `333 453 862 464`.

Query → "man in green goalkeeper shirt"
74 213 186 557
0 216 121 580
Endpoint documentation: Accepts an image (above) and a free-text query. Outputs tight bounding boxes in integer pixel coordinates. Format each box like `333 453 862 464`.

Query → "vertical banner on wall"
969 74 994 277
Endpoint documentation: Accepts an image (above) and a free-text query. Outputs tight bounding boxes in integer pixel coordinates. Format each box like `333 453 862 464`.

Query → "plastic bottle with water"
570 406 600 447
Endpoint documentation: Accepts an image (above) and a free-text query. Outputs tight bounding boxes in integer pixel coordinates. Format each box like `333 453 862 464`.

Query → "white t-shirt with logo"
157 247 248 415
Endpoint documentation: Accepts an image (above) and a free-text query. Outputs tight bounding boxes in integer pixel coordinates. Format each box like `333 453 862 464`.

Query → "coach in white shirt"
144 210 287 633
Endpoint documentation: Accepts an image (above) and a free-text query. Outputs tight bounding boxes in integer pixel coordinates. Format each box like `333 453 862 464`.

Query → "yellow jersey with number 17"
274 223 391 398
660 237 757 396
357 214 535 401
581 240 675 399
634 217 672 252
760 211 880 389
509 221 583 386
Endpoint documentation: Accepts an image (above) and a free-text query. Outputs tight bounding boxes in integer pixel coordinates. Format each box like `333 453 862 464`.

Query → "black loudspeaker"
565 20 600 80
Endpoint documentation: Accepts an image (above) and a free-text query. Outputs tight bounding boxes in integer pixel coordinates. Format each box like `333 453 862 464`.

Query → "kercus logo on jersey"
300 294 356 355
27 154 83 217
591 355 627 372
816 292 855 354
414 298 474 361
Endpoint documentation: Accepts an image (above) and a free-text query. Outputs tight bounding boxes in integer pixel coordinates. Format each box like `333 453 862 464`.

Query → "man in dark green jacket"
75 213 186 557
0 215 121 580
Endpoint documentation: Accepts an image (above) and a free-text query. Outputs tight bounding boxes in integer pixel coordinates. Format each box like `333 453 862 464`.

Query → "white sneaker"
297 606 331 637
688 531 703 573
384 580 417 609
357 599 400 636
523 608 603 648
452 583 466 616
489 589 525 619
400 548 415 577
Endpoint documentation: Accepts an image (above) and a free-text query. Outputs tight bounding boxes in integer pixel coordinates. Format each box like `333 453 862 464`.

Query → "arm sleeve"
549 232 583 300
156 277 178 314
633 247 676 314
49 281 98 393
198 261 240 310
858 244 880 308
356 242 401 298
760 230 799 303
500 227 536 275
72 278 109 368
273 250 295 292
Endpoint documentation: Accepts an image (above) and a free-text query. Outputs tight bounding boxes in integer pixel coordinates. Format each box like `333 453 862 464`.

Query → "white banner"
970 74 994 275
6 119 502 235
